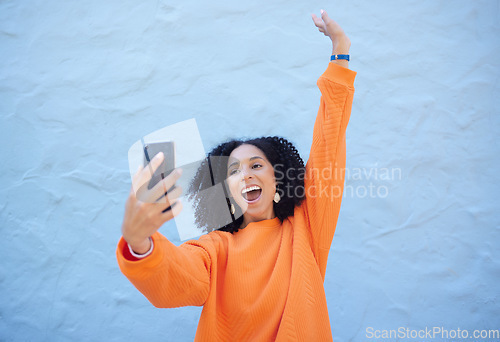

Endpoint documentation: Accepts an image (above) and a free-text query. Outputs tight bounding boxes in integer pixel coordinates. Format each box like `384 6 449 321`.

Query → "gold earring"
230 203 235 214
273 192 281 203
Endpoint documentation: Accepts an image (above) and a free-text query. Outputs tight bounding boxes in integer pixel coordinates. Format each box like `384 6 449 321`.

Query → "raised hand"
311 9 351 65
122 152 183 254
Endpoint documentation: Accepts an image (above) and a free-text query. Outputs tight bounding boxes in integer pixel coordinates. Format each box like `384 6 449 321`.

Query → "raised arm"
303 10 356 277
117 152 213 308
117 232 214 308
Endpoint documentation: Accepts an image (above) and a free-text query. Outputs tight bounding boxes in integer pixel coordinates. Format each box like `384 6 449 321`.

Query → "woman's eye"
252 164 262 169
229 169 239 175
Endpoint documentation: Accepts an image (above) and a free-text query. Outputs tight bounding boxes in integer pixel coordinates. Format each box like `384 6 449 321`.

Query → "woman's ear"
224 181 233 198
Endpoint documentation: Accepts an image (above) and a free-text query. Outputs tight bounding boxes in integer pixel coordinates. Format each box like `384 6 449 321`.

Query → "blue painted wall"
1 0 499 341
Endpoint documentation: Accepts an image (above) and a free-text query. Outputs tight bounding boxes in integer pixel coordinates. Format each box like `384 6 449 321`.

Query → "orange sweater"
117 63 356 341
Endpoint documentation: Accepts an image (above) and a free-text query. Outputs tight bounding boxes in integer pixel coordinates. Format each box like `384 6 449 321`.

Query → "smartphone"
143 141 176 190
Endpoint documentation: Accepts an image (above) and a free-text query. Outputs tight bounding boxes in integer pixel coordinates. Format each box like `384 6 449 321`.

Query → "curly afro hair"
187 136 305 234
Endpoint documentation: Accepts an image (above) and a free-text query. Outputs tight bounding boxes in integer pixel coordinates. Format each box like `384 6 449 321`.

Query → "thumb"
320 9 344 35
320 9 329 22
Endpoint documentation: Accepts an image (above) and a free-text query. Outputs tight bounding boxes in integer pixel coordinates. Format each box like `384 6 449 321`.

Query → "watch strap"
330 54 350 61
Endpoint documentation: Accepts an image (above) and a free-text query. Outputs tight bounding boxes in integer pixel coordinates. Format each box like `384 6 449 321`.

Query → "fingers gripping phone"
142 141 176 190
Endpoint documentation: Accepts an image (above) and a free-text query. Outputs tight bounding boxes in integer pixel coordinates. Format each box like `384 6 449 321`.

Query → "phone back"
143 141 175 190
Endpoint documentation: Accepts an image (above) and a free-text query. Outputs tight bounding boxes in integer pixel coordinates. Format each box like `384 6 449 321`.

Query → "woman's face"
226 144 277 226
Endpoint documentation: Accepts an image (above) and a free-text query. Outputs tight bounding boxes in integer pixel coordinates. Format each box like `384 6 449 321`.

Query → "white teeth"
241 185 261 194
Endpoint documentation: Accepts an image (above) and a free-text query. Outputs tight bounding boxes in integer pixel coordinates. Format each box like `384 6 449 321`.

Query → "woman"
117 10 356 341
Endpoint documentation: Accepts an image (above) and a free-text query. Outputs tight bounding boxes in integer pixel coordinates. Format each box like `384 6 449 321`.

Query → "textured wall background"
1 0 499 341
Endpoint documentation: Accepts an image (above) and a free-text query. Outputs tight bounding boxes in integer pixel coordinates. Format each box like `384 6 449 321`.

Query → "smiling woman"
188 137 306 233
117 9 356 341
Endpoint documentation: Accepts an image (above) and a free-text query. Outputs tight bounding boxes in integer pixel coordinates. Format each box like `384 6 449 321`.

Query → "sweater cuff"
321 62 357 88
117 232 168 278
128 237 154 259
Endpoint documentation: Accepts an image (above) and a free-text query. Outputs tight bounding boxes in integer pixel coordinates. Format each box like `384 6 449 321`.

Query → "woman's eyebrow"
228 161 239 169
249 156 264 161
228 156 264 169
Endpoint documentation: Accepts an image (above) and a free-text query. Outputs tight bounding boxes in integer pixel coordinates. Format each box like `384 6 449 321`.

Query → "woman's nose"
241 168 253 180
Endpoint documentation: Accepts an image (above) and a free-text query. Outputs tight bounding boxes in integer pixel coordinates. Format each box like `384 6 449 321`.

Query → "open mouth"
241 185 262 203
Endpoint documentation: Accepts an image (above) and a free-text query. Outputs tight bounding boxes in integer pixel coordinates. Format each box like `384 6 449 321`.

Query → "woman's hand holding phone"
122 152 183 254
